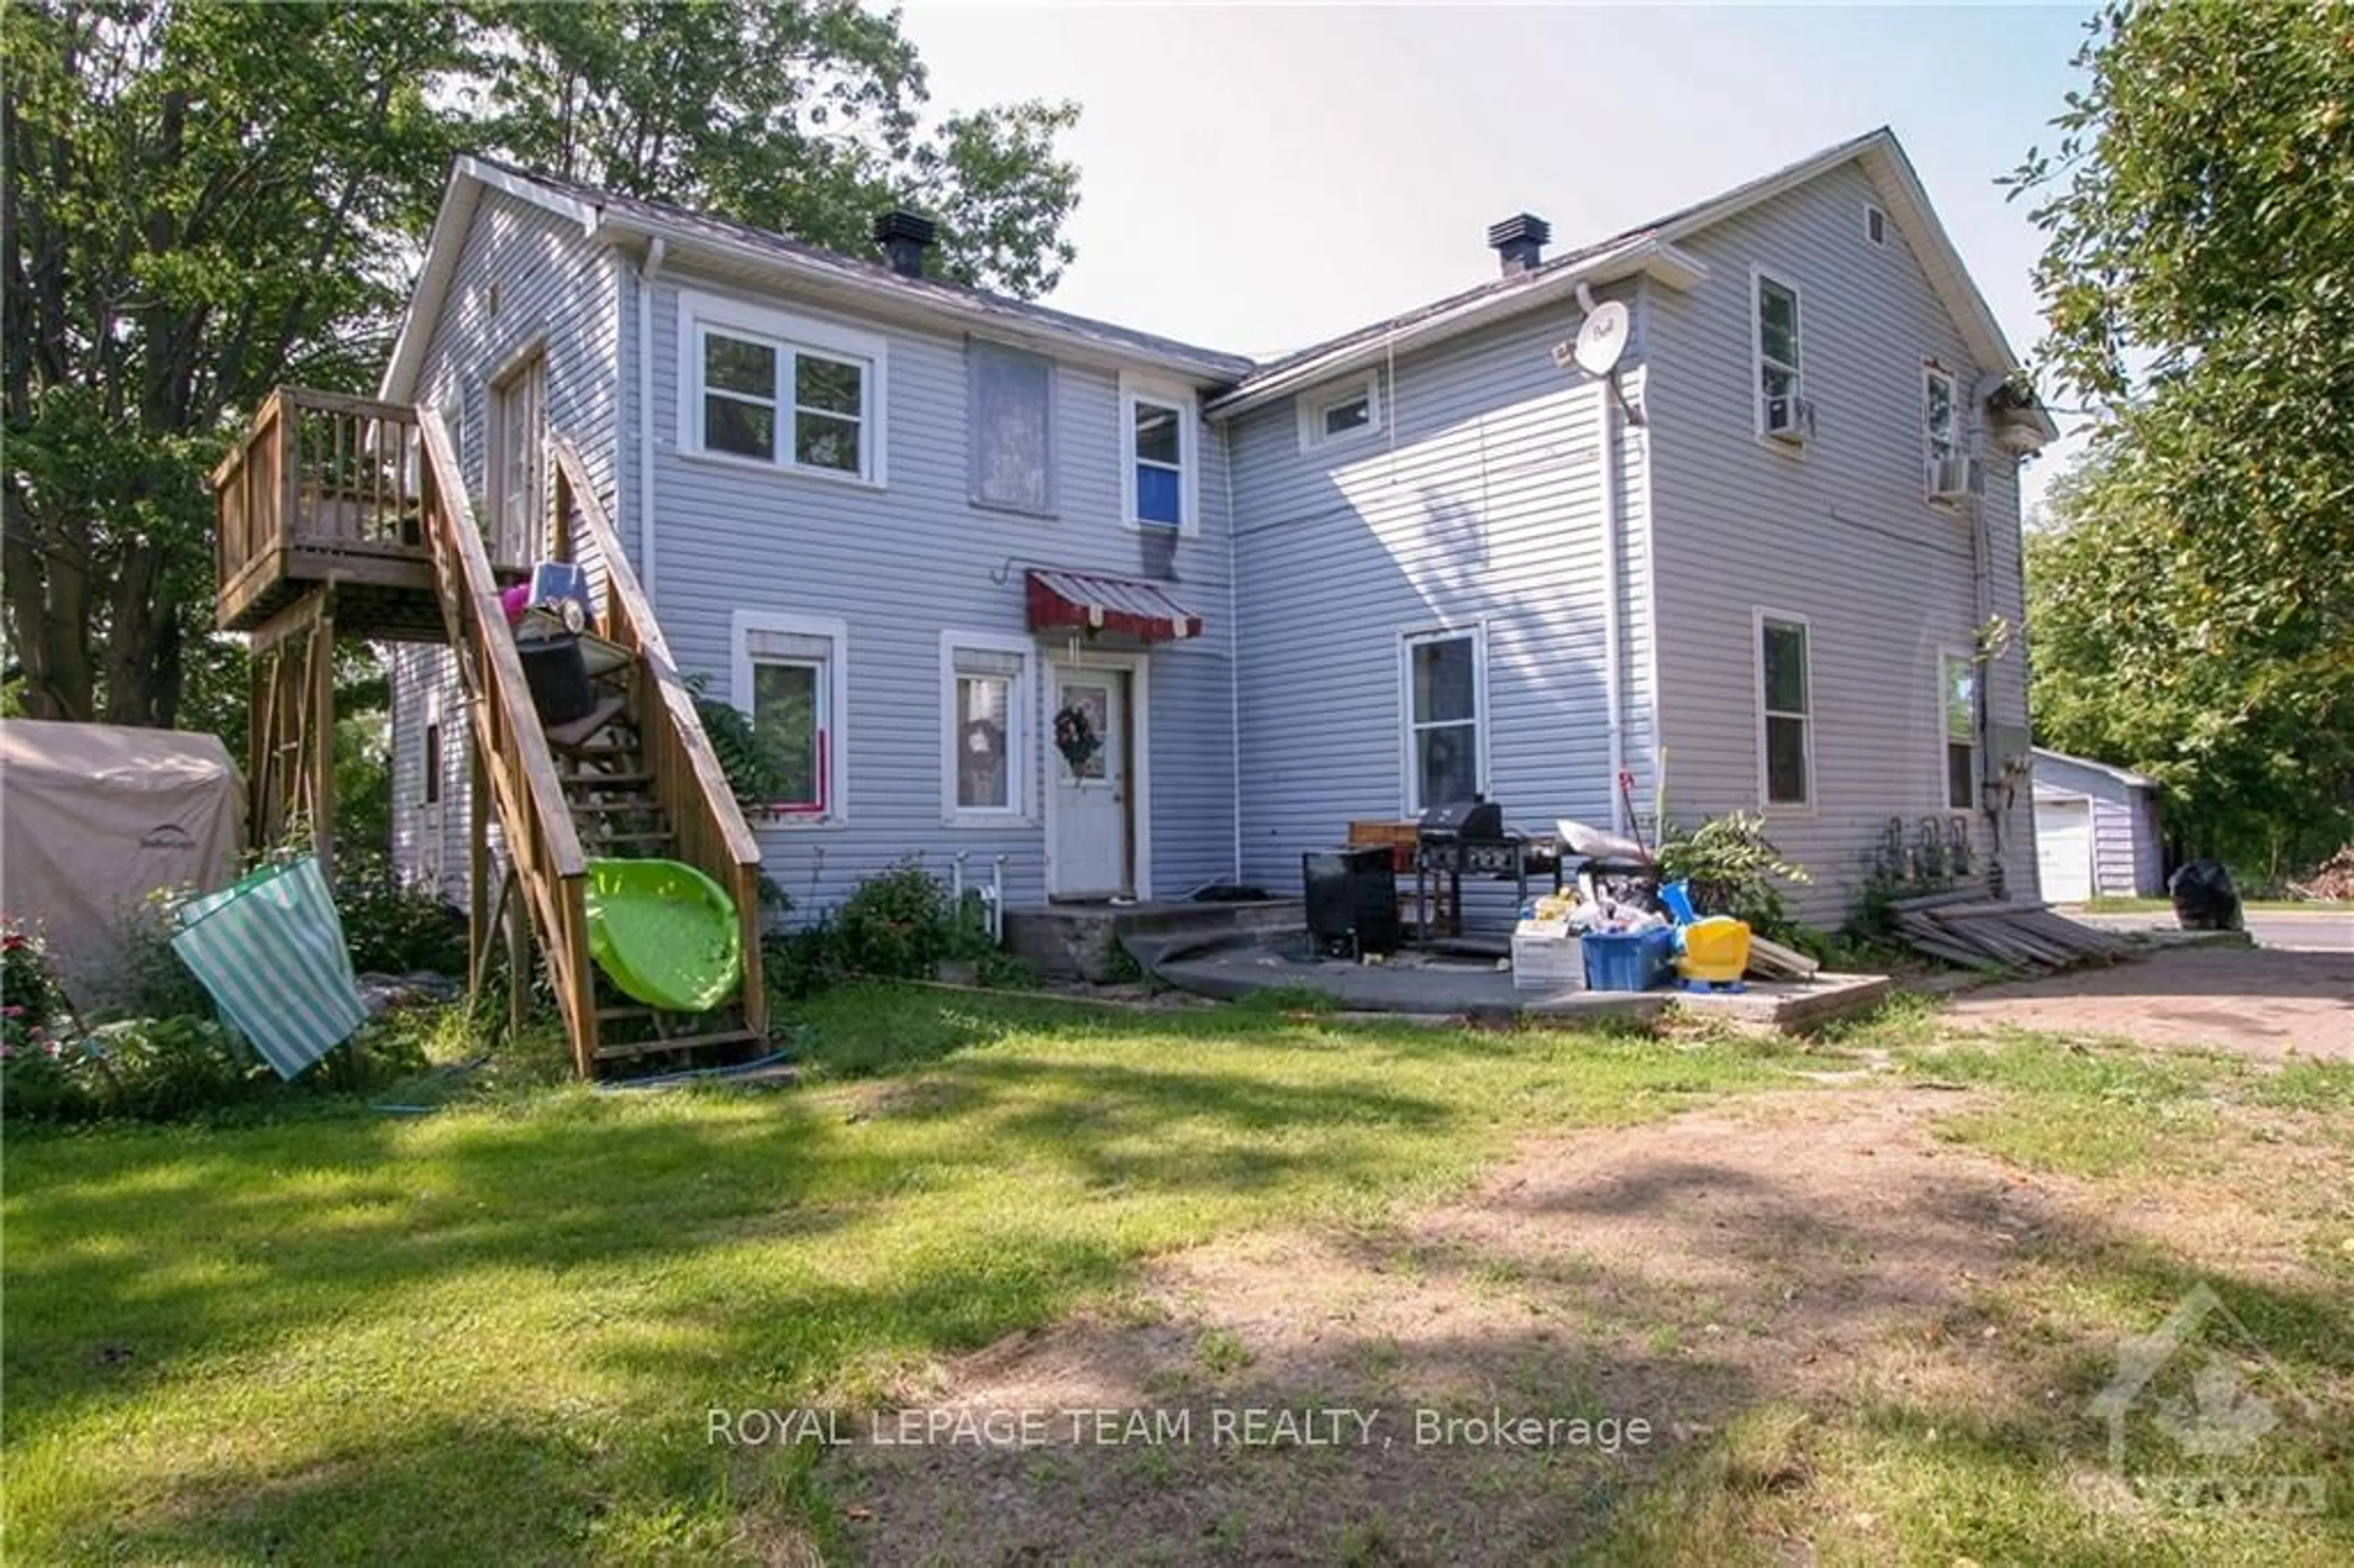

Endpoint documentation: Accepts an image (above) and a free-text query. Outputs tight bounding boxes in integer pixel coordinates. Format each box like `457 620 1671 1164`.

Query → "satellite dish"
1572 300 1629 377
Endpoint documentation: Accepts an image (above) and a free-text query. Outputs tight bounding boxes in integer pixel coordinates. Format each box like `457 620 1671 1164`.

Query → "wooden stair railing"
415 409 603 1073
550 439 769 1041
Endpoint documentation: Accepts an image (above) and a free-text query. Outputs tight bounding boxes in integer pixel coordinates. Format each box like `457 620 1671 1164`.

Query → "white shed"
2032 748 2164 902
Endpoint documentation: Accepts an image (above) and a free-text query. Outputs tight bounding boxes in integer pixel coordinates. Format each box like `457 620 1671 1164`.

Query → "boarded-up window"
970 342 1054 514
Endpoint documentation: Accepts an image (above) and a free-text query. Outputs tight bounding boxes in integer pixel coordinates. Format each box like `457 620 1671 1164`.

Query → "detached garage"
2032 748 2165 902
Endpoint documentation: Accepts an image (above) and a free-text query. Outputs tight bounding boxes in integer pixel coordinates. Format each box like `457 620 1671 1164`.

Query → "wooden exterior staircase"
212 389 767 1076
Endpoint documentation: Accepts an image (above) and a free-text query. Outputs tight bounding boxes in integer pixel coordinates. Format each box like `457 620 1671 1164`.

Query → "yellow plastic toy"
1675 916 1752 984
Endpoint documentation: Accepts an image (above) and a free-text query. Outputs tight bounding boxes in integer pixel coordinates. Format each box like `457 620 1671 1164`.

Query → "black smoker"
1302 848 1401 959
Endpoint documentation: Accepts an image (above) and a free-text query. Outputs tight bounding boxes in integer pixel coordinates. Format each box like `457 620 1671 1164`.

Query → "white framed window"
1923 364 1960 494
1297 371 1383 454
682 291 887 485
1400 625 1486 813
730 610 849 823
969 340 1056 515
1865 204 1887 246
1942 649 1977 810
1754 610 1813 810
1119 373 1197 533
939 631 1035 825
1751 267 1805 441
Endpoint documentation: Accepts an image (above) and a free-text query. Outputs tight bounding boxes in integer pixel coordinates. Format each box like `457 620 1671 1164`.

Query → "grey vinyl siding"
2035 753 2164 897
390 189 622 891
1225 284 1656 925
1642 162 2036 923
644 265 1238 919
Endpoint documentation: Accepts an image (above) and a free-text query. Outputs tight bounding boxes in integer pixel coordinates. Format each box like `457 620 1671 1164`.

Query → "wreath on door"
1053 702 1102 777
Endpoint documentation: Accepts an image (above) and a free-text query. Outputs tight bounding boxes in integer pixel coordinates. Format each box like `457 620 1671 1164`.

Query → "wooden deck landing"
213 387 522 642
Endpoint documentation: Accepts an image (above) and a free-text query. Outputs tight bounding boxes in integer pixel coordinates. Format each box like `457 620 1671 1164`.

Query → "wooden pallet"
1889 891 2129 975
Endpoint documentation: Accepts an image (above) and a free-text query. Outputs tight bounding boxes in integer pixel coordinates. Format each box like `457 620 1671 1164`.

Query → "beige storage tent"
1 719 245 1005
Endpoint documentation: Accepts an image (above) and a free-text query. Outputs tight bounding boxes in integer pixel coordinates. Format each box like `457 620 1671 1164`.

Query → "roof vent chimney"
872 210 938 279
1486 213 1550 276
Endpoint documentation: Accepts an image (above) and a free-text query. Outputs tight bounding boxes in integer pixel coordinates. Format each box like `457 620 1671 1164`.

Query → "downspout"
636 237 666 600
1968 368 2009 888
1222 410 1243 885
1580 283 1628 833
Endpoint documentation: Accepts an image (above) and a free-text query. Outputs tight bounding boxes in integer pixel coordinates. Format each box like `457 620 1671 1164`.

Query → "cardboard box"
1511 917 1586 992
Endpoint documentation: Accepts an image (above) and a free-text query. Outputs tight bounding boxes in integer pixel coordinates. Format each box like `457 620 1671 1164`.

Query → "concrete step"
1002 897 1305 983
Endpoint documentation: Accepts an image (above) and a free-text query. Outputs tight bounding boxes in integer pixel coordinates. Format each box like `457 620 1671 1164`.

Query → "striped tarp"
170 856 368 1079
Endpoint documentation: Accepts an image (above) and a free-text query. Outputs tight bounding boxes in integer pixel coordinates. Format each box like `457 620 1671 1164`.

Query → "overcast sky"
898 1 2097 511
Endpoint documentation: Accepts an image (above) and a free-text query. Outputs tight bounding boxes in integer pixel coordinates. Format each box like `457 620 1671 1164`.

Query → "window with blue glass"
1131 397 1184 526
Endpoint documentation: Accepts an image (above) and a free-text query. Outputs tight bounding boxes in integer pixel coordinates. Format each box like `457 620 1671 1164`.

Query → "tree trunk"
1 512 96 721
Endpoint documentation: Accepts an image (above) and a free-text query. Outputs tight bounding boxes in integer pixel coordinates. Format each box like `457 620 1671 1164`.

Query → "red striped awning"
1025 567 1203 643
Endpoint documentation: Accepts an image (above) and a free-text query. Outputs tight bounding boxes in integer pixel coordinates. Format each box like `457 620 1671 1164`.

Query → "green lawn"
9 986 2348 1564
2 988 1801 1562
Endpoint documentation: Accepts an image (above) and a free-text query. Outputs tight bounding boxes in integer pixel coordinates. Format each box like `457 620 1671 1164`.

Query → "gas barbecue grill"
1411 798 1562 943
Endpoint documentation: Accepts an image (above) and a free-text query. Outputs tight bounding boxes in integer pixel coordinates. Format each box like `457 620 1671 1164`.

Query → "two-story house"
384 127 2054 932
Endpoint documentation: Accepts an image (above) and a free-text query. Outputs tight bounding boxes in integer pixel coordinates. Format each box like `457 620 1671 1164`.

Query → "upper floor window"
1120 373 1197 531
969 340 1055 515
1756 611 1813 809
1923 365 1960 492
1753 270 1805 441
1403 626 1485 813
685 292 885 484
1298 371 1382 453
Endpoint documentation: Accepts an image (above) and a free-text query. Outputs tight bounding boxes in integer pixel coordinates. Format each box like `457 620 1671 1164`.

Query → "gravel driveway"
1942 942 2353 1060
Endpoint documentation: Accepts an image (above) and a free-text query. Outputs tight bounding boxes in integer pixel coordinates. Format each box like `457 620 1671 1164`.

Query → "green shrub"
763 861 1002 1002
833 859 992 978
332 850 468 974
96 888 215 1022
764 916 848 1002
1654 812 1813 941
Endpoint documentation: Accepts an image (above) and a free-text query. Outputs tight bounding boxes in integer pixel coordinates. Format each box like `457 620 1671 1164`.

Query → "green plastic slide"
584 858 743 1013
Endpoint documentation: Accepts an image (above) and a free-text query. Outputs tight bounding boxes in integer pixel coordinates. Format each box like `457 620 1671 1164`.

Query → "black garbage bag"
2168 859 2244 932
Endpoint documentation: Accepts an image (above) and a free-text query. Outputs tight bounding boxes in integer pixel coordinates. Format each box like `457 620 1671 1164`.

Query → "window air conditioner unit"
1929 455 1986 502
1764 393 1814 444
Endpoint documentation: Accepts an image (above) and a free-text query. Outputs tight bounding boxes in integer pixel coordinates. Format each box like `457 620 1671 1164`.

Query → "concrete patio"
1132 930 1892 1031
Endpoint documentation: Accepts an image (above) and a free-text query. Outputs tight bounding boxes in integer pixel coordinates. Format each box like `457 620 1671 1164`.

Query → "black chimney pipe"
872 210 938 279
1485 213 1550 276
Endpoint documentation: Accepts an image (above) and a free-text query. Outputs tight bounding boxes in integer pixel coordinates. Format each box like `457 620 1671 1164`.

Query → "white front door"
487 351 545 564
1049 663 1131 899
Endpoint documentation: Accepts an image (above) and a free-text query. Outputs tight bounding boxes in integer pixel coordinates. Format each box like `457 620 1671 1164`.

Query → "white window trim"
1922 362 1961 500
1865 204 1888 246
1398 622 1489 816
730 608 850 828
967 338 1059 518
939 630 1036 828
1296 370 1384 455
1941 646 1978 812
1753 607 1815 815
1750 264 1805 448
679 288 889 489
1118 371 1199 535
